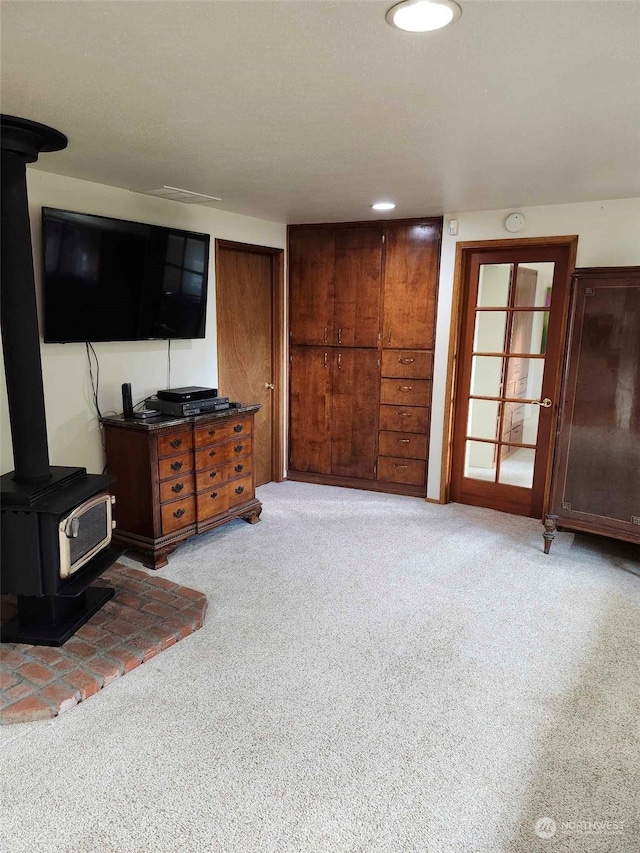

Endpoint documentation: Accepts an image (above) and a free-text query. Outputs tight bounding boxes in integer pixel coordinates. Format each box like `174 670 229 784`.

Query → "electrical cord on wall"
85 342 108 473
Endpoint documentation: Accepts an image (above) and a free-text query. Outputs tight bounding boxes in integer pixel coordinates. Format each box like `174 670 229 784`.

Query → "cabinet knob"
398 385 413 392
208 429 217 436
209 471 218 479
235 485 244 495
396 411 412 418
169 438 182 449
234 444 244 453
234 463 244 473
399 357 414 365
395 438 410 444
394 464 408 470
210 492 218 499
387 329 392 345
171 482 184 493
209 450 217 457
233 424 243 433
173 507 185 519
170 461 183 471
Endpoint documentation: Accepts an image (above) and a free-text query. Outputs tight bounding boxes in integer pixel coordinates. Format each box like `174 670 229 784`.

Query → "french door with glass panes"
450 245 573 518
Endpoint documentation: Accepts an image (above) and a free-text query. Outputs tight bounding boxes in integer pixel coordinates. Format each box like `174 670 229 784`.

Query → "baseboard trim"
287 470 426 498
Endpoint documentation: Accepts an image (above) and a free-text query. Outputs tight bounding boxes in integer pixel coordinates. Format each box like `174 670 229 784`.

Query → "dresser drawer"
227 435 252 462
161 496 196 535
195 443 230 471
195 465 228 492
229 474 253 507
381 350 433 379
380 378 431 407
377 456 426 487
379 405 429 433
159 473 195 504
196 483 230 522
157 430 193 458
158 451 194 481
227 456 252 481
194 421 230 448
378 431 428 460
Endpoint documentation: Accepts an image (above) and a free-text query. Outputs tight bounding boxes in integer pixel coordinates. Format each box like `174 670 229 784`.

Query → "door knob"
532 397 553 408
265 383 275 390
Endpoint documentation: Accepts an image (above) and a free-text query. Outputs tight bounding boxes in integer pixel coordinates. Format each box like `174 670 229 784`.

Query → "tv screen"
42 208 210 342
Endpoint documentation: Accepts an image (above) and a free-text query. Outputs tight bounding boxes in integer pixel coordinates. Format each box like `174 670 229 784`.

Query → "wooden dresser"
102 406 262 568
544 267 640 552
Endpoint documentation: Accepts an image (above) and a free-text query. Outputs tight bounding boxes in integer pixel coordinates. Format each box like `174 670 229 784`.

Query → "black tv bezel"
41 207 211 344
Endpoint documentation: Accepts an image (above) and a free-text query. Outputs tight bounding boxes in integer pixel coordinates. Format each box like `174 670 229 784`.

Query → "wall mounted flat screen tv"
42 208 210 342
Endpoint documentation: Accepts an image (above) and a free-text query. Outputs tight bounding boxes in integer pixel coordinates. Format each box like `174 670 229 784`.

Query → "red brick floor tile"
106 647 143 674
16 661 57 686
63 639 99 661
75 624 111 645
39 682 81 715
141 601 178 618
0 649 26 668
5 682 35 703
51 657 78 673
146 588 181 606
112 591 142 609
64 668 103 701
143 625 179 651
0 669 19 690
1 695 55 723
101 618 138 638
27 646 65 666
174 585 206 601
87 657 123 686
127 634 162 662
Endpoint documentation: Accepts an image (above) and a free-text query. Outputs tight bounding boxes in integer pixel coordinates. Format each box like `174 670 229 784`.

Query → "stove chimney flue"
0 115 67 484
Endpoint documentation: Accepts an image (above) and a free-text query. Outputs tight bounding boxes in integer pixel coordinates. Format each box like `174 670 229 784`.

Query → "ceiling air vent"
134 185 222 205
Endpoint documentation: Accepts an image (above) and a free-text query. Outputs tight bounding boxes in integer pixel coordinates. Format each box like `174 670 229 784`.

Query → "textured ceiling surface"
1 1 639 223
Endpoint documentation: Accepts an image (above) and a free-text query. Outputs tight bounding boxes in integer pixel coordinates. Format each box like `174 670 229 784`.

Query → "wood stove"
0 115 119 646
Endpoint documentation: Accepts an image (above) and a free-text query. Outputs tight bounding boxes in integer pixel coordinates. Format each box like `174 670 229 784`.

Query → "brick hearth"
0 565 207 724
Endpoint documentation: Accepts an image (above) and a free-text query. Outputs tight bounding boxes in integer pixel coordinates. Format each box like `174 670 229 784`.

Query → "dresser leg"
135 544 179 570
242 507 262 525
543 514 558 554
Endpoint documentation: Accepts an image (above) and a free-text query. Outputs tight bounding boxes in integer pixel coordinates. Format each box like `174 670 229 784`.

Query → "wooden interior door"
330 349 379 479
382 222 441 349
333 227 382 347
289 229 334 346
216 242 279 486
450 245 573 518
289 346 332 474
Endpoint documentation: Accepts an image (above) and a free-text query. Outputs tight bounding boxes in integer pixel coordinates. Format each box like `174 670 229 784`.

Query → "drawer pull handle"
398 385 413 392
173 508 186 519
169 438 182 449
234 444 244 453
170 461 183 471
209 471 218 479
234 463 244 473
210 492 218 499
208 429 217 436
396 412 412 418
399 357 415 365
395 438 410 444
394 464 408 470
235 485 244 495
233 424 244 433
171 483 184 493
209 450 217 457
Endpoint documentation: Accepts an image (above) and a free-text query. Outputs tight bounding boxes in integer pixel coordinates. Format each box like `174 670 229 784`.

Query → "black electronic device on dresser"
1 115 120 646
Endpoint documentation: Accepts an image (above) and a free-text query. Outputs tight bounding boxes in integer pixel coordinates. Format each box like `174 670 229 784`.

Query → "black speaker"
121 383 133 417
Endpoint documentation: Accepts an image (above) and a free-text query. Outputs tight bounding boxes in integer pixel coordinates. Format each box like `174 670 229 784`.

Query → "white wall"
0 170 286 475
428 197 640 500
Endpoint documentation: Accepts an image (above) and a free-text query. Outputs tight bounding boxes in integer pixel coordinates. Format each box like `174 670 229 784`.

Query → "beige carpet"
1 481 638 852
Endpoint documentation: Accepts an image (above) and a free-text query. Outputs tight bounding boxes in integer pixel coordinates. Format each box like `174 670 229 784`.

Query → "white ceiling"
2 1 639 223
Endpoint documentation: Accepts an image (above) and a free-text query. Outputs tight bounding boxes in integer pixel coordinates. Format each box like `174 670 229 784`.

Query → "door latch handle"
532 398 553 408
265 383 275 390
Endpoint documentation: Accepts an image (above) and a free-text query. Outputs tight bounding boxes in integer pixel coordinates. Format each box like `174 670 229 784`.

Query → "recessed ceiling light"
386 0 461 33
371 202 396 211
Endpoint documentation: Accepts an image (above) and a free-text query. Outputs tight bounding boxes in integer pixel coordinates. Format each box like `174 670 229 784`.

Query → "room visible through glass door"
450 245 573 518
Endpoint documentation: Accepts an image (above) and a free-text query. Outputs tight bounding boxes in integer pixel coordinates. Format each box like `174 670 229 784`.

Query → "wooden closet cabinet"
543 267 640 552
288 218 442 497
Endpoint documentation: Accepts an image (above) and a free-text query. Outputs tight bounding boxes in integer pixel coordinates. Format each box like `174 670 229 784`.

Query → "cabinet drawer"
159 473 195 504
378 431 428 460
227 456 252 481
506 423 524 445
161 496 196 535
158 451 194 481
380 378 431 407
229 474 253 507
196 484 230 522
157 430 193 458
195 465 228 492
194 417 252 449
377 456 426 487
227 435 252 462
381 350 433 379
379 405 429 433
195 443 231 471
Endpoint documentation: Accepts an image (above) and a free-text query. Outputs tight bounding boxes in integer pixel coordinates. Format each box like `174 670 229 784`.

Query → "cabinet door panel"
289 347 332 474
333 227 382 347
331 350 379 479
290 230 334 345
382 223 440 349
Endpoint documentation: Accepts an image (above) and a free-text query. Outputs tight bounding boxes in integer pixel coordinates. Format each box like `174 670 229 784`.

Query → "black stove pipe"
0 115 67 484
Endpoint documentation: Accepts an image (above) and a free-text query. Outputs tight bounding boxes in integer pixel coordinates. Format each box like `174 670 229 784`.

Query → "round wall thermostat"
505 213 526 233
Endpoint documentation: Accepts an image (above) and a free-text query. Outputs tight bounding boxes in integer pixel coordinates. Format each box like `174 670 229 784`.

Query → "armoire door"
333 227 382 348
289 347 332 474
330 349 379 479
382 222 441 349
289 230 334 346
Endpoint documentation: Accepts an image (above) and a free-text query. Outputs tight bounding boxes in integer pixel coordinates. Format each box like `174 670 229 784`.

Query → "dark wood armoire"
287 218 442 497
543 266 640 552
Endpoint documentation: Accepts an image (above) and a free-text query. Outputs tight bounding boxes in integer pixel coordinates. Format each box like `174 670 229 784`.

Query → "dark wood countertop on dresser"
102 406 262 569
